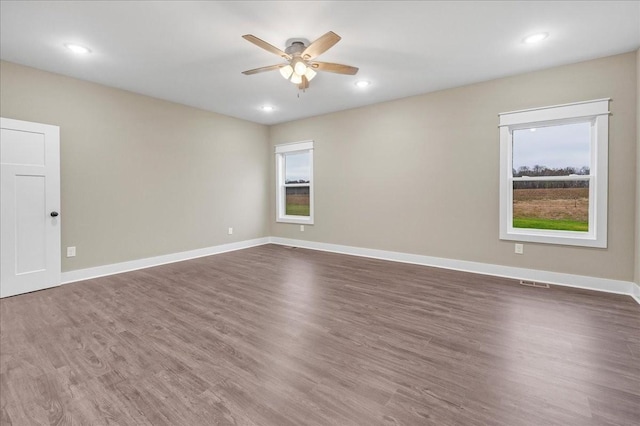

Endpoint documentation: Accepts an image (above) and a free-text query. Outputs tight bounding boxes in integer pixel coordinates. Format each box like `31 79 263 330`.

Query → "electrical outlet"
514 243 524 255
228 227 233 235
67 246 76 257
300 225 305 232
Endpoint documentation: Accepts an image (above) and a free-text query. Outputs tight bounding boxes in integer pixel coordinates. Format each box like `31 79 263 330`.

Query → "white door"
1 117 61 298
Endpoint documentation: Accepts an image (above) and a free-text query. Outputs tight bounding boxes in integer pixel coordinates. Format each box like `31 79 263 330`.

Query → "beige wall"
0 61 270 272
270 52 638 283
2 53 637 284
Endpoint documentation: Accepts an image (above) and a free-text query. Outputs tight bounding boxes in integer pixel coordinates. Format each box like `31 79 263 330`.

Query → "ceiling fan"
241 31 359 90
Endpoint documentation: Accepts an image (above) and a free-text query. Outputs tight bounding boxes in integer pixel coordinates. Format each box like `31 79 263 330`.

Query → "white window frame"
275 140 314 225
498 99 609 248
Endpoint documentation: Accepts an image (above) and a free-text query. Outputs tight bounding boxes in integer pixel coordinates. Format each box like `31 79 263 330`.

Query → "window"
275 140 314 224
499 99 609 248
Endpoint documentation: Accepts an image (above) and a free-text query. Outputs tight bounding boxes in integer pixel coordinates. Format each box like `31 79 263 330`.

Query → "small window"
499 99 609 248
275 140 314 224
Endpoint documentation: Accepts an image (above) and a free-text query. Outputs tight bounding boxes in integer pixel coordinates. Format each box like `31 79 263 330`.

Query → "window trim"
498 99 609 248
275 140 314 225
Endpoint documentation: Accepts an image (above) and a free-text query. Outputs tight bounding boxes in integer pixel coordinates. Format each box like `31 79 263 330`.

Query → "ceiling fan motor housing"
285 40 307 57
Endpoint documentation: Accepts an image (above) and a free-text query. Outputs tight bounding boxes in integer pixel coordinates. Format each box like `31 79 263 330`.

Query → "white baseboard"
59 235 639 306
61 237 270 284
269 237 639 304
631 282 640 305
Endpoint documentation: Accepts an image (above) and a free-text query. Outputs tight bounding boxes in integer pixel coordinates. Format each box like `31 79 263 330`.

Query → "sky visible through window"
285 151 310 183
513 122 590 172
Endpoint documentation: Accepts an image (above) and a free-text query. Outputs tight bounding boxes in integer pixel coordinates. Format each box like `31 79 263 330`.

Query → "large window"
275 140 314 224
498 99 609 247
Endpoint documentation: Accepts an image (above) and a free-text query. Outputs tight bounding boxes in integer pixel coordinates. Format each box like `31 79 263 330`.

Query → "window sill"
276 216 314 225
500 229 606 248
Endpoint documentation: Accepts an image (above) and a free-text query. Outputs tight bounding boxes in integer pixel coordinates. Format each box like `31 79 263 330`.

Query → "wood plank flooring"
1 244 639 425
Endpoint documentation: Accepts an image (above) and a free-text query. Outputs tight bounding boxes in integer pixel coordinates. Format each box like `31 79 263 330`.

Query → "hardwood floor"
1 244 639 425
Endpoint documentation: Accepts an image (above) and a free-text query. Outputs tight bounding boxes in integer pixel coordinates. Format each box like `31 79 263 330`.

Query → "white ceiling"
1 1 639 125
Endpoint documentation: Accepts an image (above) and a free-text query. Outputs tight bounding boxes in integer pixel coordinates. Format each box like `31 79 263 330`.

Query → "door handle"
50 211 59 217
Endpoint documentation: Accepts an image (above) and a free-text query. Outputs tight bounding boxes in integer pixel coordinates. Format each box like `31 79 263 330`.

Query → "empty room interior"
1 1 639 425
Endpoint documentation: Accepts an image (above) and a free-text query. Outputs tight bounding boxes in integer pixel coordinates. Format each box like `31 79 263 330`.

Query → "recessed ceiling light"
64 43 91 54
523 33 548 44
260 105 274 112
355 80 371 88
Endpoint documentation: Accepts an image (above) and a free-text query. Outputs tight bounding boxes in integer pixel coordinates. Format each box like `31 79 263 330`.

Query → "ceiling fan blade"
302 31 341 60
298 75 309 90
311 61 359 75
242 64 286 75
242 34 291 60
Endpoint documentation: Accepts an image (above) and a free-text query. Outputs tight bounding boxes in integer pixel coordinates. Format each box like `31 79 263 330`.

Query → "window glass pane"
513 122 590 177
285 186 310 216
513 180 589 232
285 152 310 183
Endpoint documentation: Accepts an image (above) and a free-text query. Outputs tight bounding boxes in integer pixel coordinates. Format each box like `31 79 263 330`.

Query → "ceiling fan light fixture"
304 68 317 81
355 80 371 88
293 60 307 76
290 73 303 85
279 64 293 80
